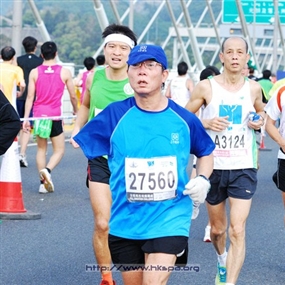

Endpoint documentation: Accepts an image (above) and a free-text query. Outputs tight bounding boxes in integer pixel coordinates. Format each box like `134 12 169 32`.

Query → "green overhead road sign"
223 0 285 24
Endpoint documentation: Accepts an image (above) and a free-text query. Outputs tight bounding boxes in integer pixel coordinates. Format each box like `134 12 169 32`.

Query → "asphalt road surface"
1 134 284 285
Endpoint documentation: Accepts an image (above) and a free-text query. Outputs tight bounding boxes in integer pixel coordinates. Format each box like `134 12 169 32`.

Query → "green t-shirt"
88 68 134 121
258 79 273 100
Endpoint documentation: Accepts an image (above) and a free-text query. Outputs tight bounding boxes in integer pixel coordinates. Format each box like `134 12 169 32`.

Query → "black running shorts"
50 120 63 137
272 158 285 192
86 156 110 187
108 234 188 270
206 169 258 205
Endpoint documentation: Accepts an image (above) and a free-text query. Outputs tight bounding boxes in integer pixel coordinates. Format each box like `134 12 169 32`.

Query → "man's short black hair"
200 68 214 81
22 36 38 53
1 46 16 61
83 57 95 70
262 69 271 79
41 41 57 60
96 55 105 66
206 65 220 75
199 65 220 81
177 61 188 76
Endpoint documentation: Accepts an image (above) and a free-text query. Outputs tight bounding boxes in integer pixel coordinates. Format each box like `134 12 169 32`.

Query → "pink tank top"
80 70 93 104
33 65 65 118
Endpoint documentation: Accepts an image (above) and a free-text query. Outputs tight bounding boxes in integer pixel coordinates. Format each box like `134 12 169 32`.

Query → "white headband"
104 34 135 49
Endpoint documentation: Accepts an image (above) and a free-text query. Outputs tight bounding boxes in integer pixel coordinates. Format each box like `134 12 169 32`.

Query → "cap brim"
127 55 158 66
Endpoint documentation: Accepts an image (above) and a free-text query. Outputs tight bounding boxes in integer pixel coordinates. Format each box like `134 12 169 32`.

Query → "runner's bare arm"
248 80 266 130
70 71 94 148
23 68 37 131
186 80 229 131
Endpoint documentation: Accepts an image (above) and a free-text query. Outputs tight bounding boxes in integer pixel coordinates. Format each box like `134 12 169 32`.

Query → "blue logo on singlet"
219 105 242 124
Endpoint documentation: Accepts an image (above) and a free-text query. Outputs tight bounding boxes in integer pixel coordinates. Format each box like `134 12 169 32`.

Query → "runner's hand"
69 137 80 148
183 176 210 204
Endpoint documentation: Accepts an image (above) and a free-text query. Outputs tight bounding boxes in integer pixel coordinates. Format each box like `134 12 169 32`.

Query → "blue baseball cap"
127 44 168 70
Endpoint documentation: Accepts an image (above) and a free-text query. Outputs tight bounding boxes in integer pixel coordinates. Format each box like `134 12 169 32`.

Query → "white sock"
226 283 235 285
217 250 227 267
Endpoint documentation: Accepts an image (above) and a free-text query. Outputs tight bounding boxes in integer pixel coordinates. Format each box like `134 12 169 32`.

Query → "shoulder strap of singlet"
277 86 285 111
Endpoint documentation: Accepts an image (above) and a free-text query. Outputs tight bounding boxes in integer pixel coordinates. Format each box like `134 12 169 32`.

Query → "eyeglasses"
130 61 162 70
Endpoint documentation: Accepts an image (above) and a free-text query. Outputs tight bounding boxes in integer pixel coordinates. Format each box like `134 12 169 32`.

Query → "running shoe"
100 281 116 285
39 184 48 194
203 225 211 242
39 168 54 192
215 263 226 284
191 202 200 220
19 154 28 167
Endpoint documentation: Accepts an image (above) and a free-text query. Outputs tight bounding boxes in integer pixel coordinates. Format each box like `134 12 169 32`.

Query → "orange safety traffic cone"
0 138 41 220
258 134 271 151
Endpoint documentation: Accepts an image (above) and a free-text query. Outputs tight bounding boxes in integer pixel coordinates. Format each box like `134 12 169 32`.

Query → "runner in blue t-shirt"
74 44 215 285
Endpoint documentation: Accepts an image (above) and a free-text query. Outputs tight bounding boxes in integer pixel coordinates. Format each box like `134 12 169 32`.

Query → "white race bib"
213 132 248 157
125 156 178 202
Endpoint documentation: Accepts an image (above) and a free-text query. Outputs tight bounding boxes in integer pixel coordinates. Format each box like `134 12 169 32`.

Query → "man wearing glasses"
74 44 215 285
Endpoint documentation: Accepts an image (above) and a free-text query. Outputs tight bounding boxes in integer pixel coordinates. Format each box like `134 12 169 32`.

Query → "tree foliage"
1 0 223 68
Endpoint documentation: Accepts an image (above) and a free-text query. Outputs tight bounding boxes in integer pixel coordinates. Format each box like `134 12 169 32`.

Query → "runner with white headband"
103 34 135 49
70 24 137 285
